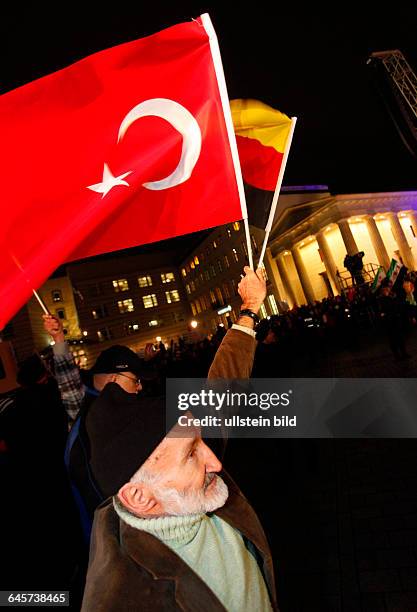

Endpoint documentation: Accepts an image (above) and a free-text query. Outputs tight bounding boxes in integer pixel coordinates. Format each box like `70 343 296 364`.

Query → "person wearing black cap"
81 267 278 611
44 314 148 540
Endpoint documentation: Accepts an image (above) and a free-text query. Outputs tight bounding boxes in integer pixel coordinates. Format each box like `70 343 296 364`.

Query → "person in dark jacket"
377 279 410 359
0 354 80 591
81 267 277 611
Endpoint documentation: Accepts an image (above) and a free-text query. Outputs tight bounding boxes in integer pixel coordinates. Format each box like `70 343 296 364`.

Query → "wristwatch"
239 309 260 325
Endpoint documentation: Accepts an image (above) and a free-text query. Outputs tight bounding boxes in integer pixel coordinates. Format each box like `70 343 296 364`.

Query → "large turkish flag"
0 14 244 329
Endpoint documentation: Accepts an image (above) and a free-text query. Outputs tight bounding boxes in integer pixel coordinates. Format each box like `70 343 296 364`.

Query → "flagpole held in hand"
257 117 297 268
32 290 50 315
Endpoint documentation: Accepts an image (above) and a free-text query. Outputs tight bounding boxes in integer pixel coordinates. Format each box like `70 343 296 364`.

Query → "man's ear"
118 482 161 516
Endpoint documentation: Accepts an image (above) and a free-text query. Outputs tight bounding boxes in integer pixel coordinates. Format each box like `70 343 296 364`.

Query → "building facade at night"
179 221 281 333
65 250 193 366
267 189 417 307
1 275 82 367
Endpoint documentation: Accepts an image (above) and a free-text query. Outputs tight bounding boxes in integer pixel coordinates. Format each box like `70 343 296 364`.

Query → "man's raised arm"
208 266 266 379
43 314 84 425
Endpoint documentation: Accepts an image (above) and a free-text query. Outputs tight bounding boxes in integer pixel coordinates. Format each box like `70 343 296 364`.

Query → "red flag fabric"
0 15 244 329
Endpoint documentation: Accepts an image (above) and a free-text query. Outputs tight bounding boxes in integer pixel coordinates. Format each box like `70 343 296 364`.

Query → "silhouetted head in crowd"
16 354 50 387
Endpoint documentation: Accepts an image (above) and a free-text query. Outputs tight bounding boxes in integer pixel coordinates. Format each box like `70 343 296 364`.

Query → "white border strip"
201 13 253 269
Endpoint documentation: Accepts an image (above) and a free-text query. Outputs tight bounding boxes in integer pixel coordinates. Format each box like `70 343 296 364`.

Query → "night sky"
2 3 416 201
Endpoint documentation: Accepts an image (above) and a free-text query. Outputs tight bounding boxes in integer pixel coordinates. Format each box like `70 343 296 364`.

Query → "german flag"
231 99 293 229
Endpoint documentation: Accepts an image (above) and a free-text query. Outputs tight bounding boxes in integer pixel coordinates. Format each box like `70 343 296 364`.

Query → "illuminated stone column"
264 247 282 299
291 245 315 304
408 211 417 240
364 215 391 270
337 218 359 256
276 253 297 308
316 230 339 293
387 212 415 270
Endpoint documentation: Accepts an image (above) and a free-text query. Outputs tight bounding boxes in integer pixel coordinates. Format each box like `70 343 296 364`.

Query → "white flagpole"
33 289 50 315
201 13 254 269
257 116 297 268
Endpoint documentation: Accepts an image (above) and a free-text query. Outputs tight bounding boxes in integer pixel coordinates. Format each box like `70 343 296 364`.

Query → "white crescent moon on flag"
118 98 202 191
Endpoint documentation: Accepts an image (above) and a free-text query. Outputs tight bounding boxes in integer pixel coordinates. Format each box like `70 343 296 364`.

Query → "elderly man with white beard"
81 267 278 612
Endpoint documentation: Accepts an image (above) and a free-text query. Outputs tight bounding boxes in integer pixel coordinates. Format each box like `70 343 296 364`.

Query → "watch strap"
239 309 260 325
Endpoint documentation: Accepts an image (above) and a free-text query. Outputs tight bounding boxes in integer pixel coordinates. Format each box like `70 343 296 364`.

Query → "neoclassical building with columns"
262 187 417 308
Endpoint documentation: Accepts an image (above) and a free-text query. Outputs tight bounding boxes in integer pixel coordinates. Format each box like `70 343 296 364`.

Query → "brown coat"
81 328 278 611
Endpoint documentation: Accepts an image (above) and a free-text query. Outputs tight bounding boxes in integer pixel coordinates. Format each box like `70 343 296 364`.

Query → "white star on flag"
87 163 132 198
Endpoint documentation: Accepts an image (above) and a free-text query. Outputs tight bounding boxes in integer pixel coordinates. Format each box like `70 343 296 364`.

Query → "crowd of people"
1 263 416 610
143 269 417 382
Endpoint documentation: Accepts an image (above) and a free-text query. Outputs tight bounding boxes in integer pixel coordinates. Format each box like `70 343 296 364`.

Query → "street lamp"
190 320 198 329
156 336 162 342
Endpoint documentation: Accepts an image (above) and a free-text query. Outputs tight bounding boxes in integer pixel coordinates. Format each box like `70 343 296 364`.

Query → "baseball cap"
89 345 144 377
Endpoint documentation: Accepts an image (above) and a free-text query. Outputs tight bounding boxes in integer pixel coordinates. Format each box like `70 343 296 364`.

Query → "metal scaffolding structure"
369 50 417 120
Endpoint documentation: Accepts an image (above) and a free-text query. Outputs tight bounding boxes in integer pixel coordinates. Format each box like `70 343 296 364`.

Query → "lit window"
210 290 216 304
199 273 204 283
194 256 199 266
138 275 152 288
186 284 191 294
241 241 248 257
97 327 112 342
51 289 62 302
215 287 224 305
227 228 232 238
148 320 159 327
125 322 140 335
260 304 268 319
191 302 197 316
56 308 66 320
113 279 129 292
190 281 195 292
212 240 218 249
232 248 239 262
161 272 175 284
91 305 108 319
195 299 201 313
210 265 216 278
165 290 180 303
118 299 134 314
267 294 279 315
143 294 158 308
190 261 195 269
251 234 258 253
233 221 240 231
217 260 223 273
181 268 187 277
224 255 230 268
